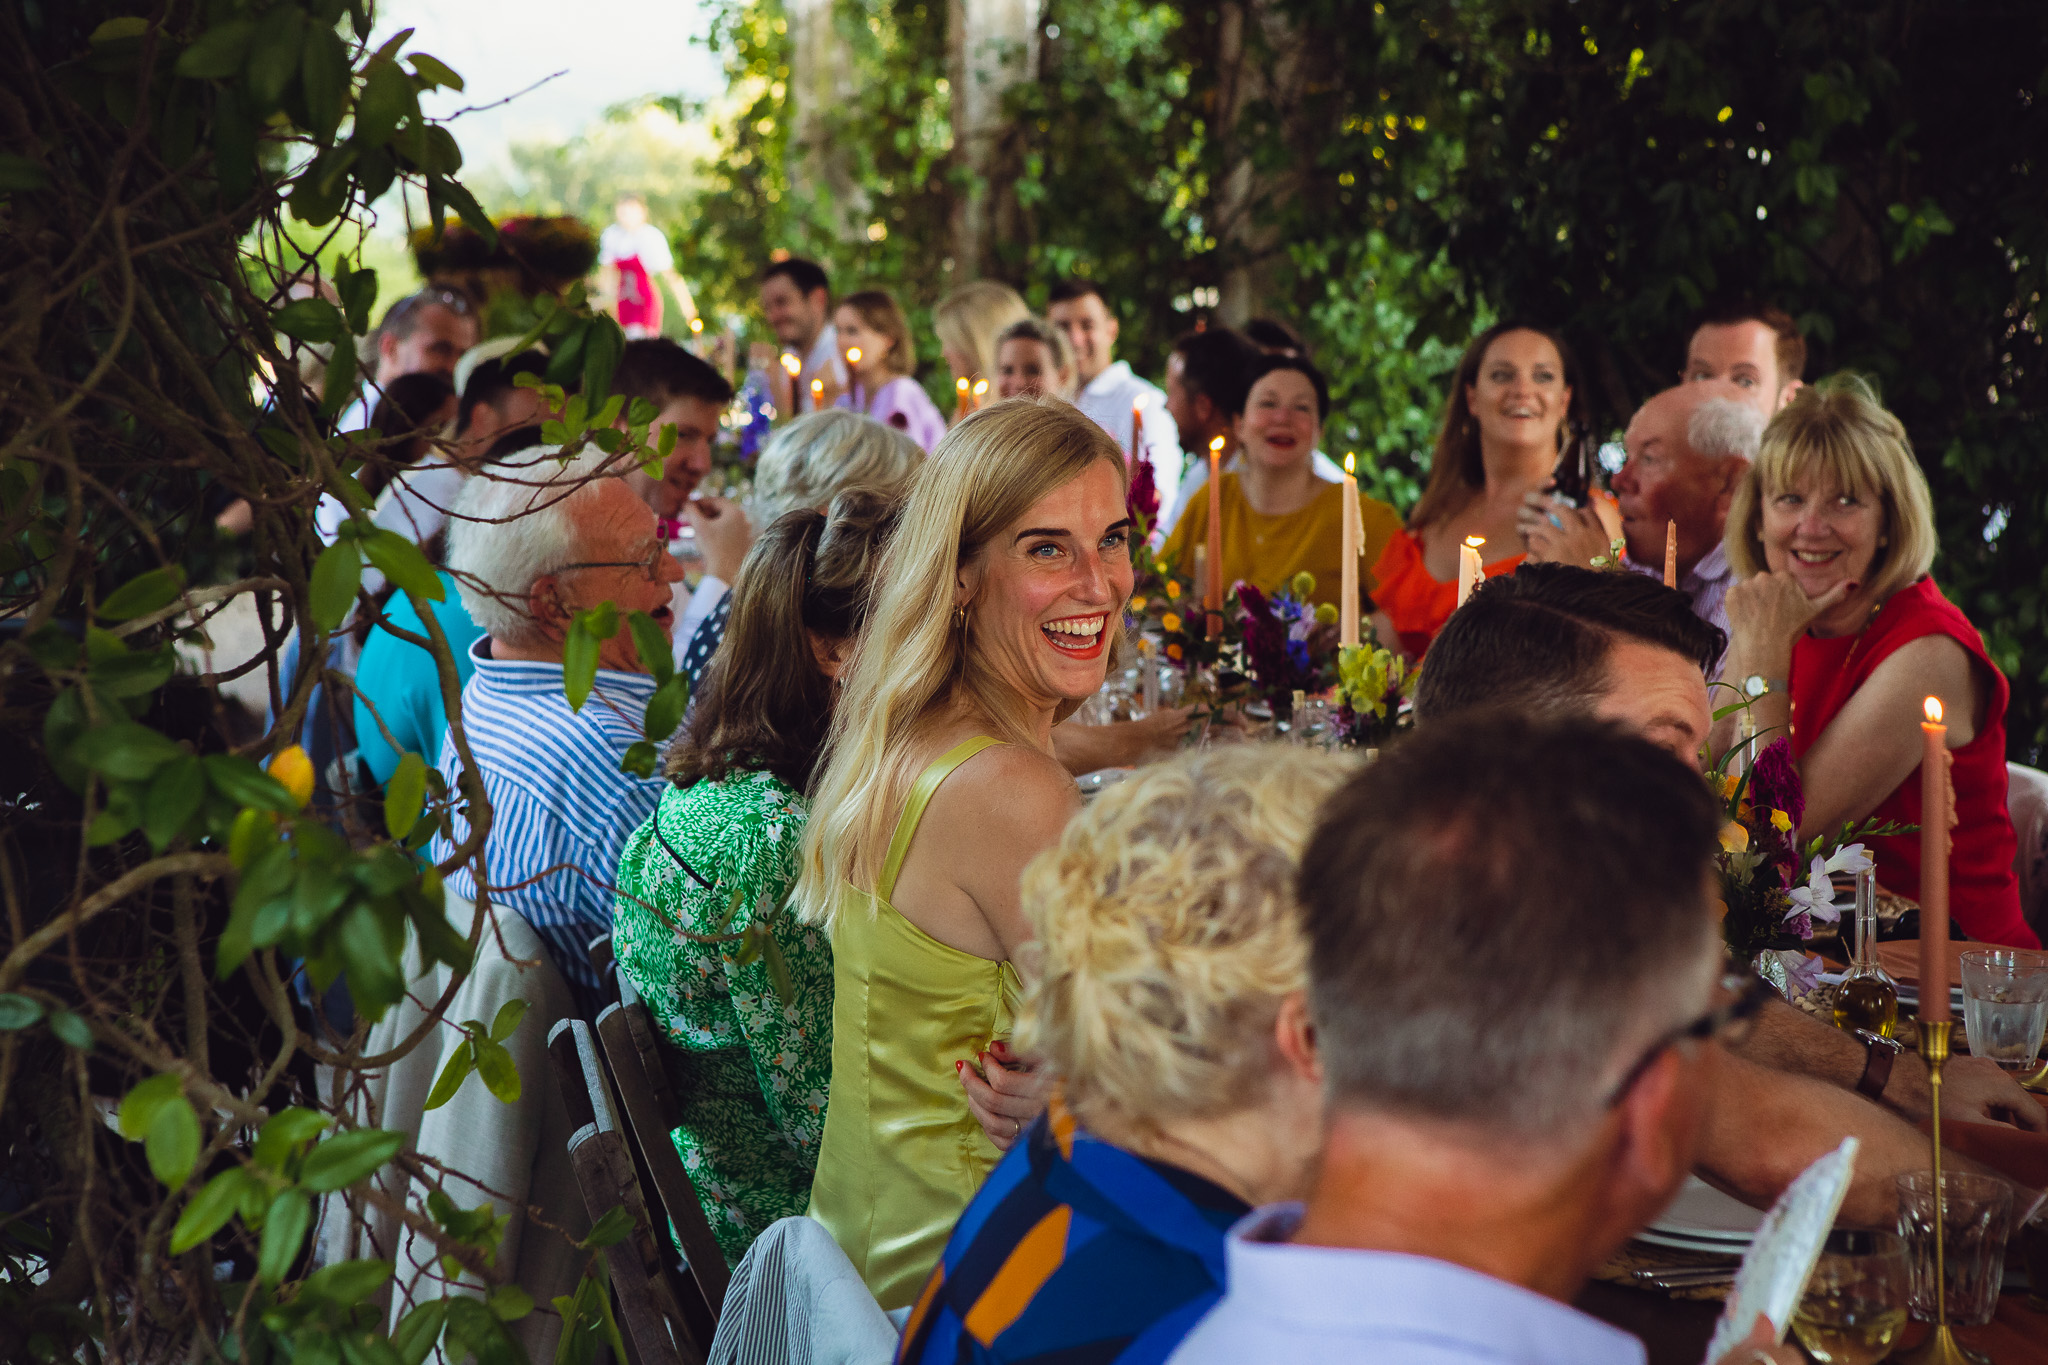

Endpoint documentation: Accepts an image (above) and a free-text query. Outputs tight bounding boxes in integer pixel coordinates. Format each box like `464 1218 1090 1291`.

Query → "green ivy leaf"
486 1284 533 1322
70 721 185 781
298 1257 394 1307
273 297 346 344
118 1071 184 1139
333 903 405 1022
362 529 445 603
321 331 358 420
581 315 624 408
618 740 658 779
310 539 364 630
98 565 186 620
243 3 306 111
171 1166 255 1254
643 675 688 744
143 755 207 851
203 753 298 813
337 267 378 336
174 19 256 79
580 1204 636 1249
384 751 428 840
422 1042 476 1112
472 1038 520 1104
253 1107 331 1171
407 53 465 92
354 57 413 148
624 610 674 686
299 1128 407 1193
562 619 600 714
390 1301 447 1365
47 1008 93 1051
257 1189 312 1285
488 997 528 1043
301 22 349 143
437 177 496 248
146 1096 203 1190
0 994 45 1030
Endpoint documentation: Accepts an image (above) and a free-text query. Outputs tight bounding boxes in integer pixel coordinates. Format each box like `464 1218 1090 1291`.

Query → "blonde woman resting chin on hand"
794 397 1138 1310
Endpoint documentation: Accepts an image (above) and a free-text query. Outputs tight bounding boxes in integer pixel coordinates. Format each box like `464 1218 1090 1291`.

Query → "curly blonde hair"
1015 745 1355 1135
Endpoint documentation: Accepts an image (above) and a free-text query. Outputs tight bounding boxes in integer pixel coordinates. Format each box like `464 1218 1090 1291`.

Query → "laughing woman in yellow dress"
795 399 1136 1308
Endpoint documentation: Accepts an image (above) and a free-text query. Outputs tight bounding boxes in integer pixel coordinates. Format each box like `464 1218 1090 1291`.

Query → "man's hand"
1938 1055 2048 1131
680 495 755 586
959 1040 1050 1152
1516 490 1611 567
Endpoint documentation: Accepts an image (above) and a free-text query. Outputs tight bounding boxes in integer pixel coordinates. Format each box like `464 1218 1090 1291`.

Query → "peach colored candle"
1340 453 1361 648
1663 519 1678 588
1457 535 1485 607
1206 435 1225 638
1919 695 1950 1020
1131 401 1145 465
972 378 989 410
954 376 971 423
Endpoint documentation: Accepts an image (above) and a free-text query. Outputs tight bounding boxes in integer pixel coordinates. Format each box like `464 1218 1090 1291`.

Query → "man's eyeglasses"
1605 970 1774 1109
554 542 668 580
382 286 475 326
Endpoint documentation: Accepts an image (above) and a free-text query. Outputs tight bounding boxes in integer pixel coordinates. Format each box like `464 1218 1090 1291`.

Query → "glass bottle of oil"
1832 867 1898 1038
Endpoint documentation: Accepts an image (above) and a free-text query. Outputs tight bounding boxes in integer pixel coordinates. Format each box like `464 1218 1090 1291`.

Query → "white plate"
1635 1227 1749 1255
1645 1175 1767 1244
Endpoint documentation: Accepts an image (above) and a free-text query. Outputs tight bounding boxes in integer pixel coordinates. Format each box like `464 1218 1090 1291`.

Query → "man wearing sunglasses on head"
334 286 480 435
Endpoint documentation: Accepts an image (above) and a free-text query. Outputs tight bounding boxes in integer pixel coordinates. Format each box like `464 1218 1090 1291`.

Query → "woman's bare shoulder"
930 741 1077 836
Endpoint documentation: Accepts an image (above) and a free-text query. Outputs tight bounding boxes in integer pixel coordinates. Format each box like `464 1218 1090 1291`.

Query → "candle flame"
957 377 970 394
1344 451 1356 475
780 354 802 378
1464 535 1487 549
810 378 824 395
1209 435 1226 452
972 378 989 395
1924 695 1944 724
689 317 704 334
846 347 862 365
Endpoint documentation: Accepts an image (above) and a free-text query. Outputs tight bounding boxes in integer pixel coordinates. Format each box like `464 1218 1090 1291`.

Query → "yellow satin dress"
807 736 1022 1310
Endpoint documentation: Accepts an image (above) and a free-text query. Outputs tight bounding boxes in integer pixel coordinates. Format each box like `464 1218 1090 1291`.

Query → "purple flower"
1749 738 1805 830
1127 456 1160 526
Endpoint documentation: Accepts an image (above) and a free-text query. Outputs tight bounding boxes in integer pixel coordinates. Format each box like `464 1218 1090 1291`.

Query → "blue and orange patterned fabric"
895 1095 1249 1365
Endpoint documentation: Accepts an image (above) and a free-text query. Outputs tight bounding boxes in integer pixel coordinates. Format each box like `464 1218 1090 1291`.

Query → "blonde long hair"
796 399 1128 926
933 280 1031 385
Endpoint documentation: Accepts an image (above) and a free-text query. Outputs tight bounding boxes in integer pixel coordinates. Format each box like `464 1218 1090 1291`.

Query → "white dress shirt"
1170 1204 1646 1365
1074 360 1185 499
1160 447 1348 538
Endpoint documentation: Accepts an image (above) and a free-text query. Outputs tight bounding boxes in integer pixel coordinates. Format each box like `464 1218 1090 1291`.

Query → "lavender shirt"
837 375 948 452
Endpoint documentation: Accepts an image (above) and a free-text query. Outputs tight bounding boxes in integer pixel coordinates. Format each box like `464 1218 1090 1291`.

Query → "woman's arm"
1797 633 1983 838
1711 570 1851 761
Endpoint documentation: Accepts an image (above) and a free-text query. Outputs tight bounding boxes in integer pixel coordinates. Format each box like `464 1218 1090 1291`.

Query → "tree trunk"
789 0 865 234
949 0 1041 279
1213 0 1318 327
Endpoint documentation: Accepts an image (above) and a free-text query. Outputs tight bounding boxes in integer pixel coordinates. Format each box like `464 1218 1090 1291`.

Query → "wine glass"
1789 1228 1909 1365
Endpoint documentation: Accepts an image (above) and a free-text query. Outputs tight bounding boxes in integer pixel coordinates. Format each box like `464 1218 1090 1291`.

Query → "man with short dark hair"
1242 316 1308 358
1048 278 1185 495
336 286 480 433
1176 714 1795 1364
1414 566 2045 1213
610 339 748 667
754 256 840 414
1684 301 1807 417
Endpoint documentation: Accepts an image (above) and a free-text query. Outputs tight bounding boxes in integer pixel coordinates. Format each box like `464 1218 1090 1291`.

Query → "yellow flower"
1718 821 1750 854
1770 809 1793 834
268 745 315 810
1313 603 1339 626
1713 771 1740 799
1161 612 1182 634
1165 580 1182 599
1165 643 1183 661
1130 595 1148 614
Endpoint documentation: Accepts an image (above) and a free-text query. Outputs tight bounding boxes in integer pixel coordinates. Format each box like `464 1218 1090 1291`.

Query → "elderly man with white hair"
1520 382 1764 641
429 445 685 1014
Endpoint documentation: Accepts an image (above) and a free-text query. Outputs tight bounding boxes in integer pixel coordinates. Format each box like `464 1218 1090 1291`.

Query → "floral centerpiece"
1714 733 1910 992
1332 642 1414 748
1234 575 1338 719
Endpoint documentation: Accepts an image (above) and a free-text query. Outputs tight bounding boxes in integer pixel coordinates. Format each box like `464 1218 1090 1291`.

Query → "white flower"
1822 842 1874 877
1784 854 1843 924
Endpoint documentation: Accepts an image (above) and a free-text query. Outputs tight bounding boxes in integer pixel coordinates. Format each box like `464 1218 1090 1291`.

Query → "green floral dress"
612 769 833 1266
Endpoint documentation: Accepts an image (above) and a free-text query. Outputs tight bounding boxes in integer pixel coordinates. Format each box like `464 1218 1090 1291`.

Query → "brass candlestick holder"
1896 1020 1992 1365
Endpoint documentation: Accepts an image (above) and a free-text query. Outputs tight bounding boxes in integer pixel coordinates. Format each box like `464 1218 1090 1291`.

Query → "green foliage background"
658 0 2048 759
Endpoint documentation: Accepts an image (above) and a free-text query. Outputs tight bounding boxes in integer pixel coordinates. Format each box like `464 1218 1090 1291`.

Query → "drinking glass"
1789 1229 1910 1365
2020 1211 2048 1315
1895 1170 2012 1326
1959 948 2048 1072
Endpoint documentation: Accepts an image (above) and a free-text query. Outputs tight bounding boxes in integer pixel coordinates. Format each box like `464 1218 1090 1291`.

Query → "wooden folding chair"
587 933 622 1012
595 973 733 1320
547 1018 708 1365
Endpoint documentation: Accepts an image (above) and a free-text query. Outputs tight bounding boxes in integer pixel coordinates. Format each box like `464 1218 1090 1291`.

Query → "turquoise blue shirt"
352 570 486 784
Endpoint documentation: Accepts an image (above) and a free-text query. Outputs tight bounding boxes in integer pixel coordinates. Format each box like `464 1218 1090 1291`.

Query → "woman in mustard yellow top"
1162 355 1402 612
794 399 1136 1309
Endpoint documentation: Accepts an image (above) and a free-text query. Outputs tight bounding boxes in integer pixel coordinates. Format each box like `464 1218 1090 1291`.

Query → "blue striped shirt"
430 636 666 1012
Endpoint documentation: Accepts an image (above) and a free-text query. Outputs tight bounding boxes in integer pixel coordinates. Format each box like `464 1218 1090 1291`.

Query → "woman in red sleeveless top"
1718 377 2036 948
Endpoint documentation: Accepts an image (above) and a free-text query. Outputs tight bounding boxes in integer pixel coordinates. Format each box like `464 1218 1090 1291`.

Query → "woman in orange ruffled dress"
1371 322 1614 658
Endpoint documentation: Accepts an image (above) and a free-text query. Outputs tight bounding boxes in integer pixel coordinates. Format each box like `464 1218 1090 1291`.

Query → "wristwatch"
1743 674 1788 699
1853 1028 1905 1099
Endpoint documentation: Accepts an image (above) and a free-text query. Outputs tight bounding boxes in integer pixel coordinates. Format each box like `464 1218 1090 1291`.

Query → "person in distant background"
1243 316 1309 358
1048 278 1185 494
752 257 841 417
334 286 479 434
1684 301 1807 419
934 280 1031 402
831 289 947 452
992 317 1077 402
600 192 699 340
